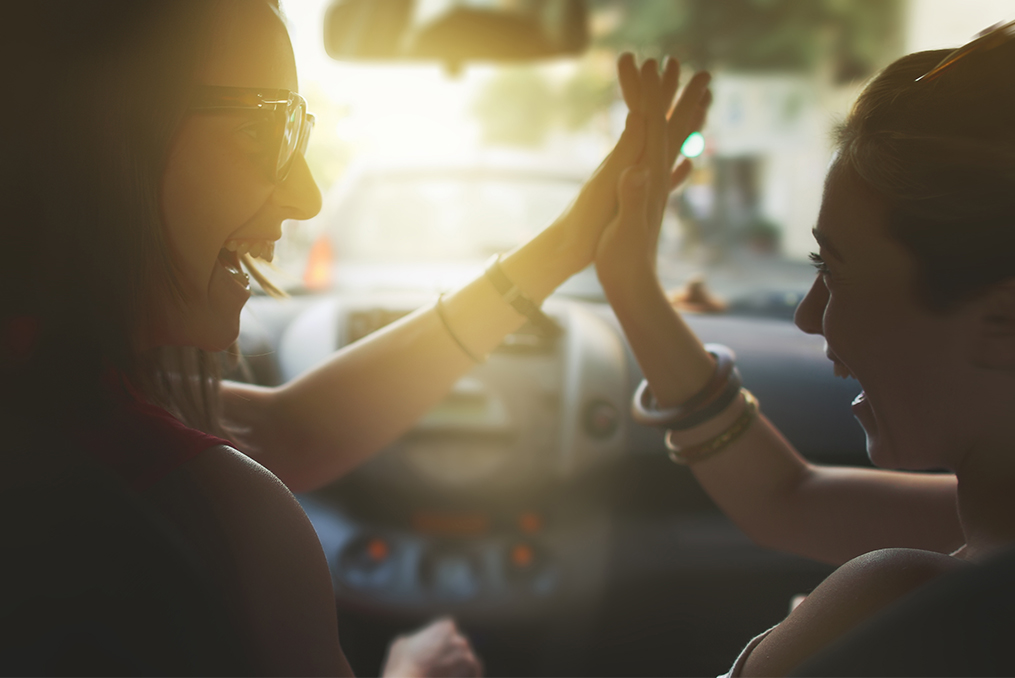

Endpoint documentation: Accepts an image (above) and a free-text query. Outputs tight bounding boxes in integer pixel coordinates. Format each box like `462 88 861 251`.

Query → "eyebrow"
812 228 845 263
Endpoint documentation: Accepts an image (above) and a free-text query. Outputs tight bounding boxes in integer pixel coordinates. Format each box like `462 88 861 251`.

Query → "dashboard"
236 291 867 675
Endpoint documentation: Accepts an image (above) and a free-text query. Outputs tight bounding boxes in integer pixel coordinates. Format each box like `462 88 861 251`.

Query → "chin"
199 321 241 352
865 432 942 472
864 435 894 468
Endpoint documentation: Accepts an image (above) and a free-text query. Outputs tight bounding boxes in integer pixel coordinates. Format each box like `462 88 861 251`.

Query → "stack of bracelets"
631 344 758 465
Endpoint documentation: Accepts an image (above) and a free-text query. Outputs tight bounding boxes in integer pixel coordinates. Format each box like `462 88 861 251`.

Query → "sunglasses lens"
276 100 313 182
276 100 301 175
298 114 315 158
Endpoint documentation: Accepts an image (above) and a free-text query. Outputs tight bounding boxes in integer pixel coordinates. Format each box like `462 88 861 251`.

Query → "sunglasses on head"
916 19 1015 83
190 86 315 183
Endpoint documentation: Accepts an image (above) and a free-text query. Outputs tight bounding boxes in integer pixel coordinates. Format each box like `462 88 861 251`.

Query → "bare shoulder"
743 547 964 677
146 444 352 677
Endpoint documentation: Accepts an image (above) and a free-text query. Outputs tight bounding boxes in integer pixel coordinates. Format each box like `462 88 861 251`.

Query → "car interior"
223 2 901 675
9 1 1013 676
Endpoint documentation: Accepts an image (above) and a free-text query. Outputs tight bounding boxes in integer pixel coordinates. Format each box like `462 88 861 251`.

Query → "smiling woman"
1 0 712 674
599 19 1015 677
157 0 321 353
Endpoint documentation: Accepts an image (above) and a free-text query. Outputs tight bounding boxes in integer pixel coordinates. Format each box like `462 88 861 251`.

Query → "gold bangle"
666 389 758 465
435 293 484 364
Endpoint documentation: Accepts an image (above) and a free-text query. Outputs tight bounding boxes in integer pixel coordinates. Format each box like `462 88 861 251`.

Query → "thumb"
615 112 647 166
617 166 650 226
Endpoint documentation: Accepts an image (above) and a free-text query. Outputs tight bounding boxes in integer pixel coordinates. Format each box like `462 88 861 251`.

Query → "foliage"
471 0 904 146
472 67 557 146
471 61 616 146
593 0 903 82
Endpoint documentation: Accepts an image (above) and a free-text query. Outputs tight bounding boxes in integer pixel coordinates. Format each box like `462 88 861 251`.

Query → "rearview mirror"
323 0 589 73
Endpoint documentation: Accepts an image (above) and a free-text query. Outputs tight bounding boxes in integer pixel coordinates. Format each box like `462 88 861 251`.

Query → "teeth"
852 391 866 406
223 239 276 261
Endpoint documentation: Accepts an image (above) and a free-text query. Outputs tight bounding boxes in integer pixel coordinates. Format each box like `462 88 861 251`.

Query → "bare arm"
595 59 962 565
742 547 963 676
222 220 582 493
220 54 694 494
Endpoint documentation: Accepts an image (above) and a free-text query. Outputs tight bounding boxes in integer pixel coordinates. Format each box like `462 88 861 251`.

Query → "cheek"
161 121 273 285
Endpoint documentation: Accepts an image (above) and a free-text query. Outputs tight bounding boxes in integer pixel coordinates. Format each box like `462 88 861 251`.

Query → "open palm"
595 57 712 291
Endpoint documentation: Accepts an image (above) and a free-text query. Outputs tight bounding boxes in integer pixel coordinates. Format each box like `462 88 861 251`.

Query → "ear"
971 280 1015 369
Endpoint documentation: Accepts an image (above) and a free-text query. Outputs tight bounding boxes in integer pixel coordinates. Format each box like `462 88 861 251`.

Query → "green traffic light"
681 131 705 158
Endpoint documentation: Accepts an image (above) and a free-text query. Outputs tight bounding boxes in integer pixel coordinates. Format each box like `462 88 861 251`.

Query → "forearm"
691 417 961 564
604 272 961 564
223 223 577 493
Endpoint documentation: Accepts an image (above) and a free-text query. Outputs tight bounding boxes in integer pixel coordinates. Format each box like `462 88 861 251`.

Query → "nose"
794 275 828 335
274 152 322 221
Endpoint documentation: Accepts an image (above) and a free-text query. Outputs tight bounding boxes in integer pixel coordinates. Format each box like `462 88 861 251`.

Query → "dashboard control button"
339 534 398 590
518 512 542 534
583 400 619 439
420 548 481 598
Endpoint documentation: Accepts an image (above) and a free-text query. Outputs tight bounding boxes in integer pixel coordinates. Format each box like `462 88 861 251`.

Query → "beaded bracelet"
666 389 758 465
631 344 739 428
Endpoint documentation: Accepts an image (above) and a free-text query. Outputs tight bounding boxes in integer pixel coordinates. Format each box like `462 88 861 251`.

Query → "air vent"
346 309 560 353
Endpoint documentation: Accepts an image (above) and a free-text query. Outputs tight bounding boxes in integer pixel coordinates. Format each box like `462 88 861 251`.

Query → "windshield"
336 173 581 263
265 0 1013 306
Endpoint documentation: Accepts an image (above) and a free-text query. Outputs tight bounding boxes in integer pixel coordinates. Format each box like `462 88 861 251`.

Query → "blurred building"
695 0 1012 261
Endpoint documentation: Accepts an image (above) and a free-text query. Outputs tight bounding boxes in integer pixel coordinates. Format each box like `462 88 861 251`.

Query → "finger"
592 110 645 185
617 52 641 113
683 87 712 135
464 650 483 678
618 166 650 228
668 72 711 141
670 158 693 191
660 57 680 111
640 57 660 112
640 59 667 185
667 71 711 167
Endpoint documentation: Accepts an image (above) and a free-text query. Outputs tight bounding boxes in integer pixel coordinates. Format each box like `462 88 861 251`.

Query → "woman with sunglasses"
604 21 1015 676
1 1 709 674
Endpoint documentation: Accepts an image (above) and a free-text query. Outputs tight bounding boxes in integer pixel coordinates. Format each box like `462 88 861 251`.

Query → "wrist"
598 260 661 306
500 219 584 303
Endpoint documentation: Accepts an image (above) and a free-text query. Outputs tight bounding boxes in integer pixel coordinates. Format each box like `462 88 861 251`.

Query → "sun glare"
284 0 487 164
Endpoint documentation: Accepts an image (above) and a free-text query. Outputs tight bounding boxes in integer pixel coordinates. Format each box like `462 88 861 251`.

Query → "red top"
74 368 232 492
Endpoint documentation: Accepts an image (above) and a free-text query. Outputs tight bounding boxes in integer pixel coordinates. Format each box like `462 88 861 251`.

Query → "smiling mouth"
218 248 250 289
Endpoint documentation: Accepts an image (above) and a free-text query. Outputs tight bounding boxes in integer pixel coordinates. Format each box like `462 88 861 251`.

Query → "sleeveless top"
73 368 232 492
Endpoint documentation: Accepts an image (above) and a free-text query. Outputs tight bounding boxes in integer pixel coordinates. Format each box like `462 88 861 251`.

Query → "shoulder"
743 548 964 677
146 444 352 676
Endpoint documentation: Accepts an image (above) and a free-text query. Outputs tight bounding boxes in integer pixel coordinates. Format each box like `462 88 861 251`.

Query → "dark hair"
837 40 1015 311
2 1 239 434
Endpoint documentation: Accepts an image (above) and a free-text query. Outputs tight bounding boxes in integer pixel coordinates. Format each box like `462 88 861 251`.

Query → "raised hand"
596 57 711 293
548 52 654 273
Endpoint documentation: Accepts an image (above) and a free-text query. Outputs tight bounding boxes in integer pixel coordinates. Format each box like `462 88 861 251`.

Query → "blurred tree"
560 62 616 130
593 0 903 83
472 67 556 146
471 0 904 146
302 82 354 193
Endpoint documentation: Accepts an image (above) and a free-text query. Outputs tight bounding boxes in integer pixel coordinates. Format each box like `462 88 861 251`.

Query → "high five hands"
596 54 712 293
551 54 711 280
